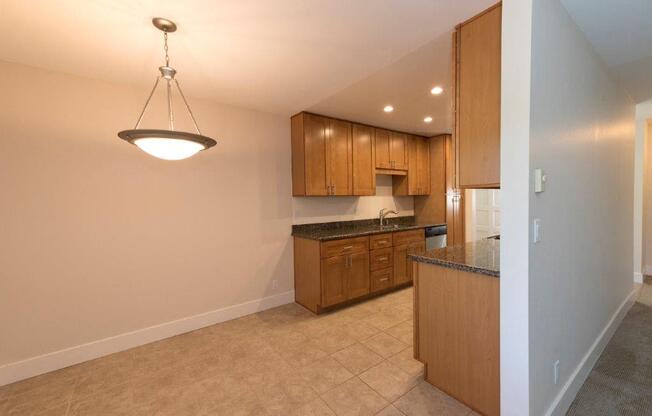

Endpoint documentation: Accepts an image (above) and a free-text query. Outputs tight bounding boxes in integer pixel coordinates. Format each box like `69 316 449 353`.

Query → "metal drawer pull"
377 257 388 262
342 245 353 250
379 277 389 282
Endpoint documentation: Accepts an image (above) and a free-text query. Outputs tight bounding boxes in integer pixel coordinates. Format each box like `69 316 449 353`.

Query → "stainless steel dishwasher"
425 225 447 250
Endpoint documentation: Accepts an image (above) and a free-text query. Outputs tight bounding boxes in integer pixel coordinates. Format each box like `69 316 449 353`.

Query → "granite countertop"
292 216 445 241
409 238 500 277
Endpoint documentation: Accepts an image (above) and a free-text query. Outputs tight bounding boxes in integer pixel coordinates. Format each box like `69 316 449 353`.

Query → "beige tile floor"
0 287 478 416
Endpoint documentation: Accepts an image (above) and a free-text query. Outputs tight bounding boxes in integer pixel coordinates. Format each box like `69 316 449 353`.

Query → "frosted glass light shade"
134 138 204 160
117 129 217 160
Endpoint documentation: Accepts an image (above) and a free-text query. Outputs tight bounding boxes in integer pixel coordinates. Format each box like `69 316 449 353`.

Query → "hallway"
567 281 652 415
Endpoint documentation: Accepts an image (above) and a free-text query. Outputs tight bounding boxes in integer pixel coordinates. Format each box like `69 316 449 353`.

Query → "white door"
466 189 500 241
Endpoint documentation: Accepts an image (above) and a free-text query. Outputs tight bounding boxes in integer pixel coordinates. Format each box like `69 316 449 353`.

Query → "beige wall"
637 100 652 275
644 121 652 273
0 60 295 367
0 60 417 376
527 0 635 413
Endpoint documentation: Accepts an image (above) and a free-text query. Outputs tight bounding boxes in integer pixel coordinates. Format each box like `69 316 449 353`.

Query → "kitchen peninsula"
410 238 500 416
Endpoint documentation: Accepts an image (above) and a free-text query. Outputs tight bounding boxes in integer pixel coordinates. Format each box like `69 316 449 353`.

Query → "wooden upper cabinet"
299 113 329 195
375 129 408 170
374 128 392 169
328 118 353 195
352 124 376 196
291 112 352 196
456 3 501 188
394 135 431 196
390 132 408 170
410 136 430 195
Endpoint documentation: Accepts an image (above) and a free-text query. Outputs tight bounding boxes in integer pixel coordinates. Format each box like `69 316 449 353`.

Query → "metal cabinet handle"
342 245 353 250
379 277 389 282
377 257 388 262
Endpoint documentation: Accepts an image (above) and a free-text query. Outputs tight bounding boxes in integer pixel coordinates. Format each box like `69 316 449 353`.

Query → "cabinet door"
303 114 329 195
347 252 370 299
375 129 392 169
407 136 420 195
327 119 352 195
352 124 376 195
457 5 501 188
321 256 348 307
371 268 393 293
417 137 431 194
390 132 408 170
393 244 409 285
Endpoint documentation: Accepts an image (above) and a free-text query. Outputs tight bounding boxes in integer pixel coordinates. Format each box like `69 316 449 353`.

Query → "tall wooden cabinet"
414 134 465 246
455 3 502 188
292 113 352 196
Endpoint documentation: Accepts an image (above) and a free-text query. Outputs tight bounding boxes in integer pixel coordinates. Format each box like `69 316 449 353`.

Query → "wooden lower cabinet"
294 229 425 313
393 230 426 285
321 255 348 307
414 262 499 416
371 268 393 292
321 252 369 307
347 252 370 299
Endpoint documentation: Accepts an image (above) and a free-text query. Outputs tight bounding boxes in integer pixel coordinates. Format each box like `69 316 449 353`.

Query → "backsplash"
292 175 414 225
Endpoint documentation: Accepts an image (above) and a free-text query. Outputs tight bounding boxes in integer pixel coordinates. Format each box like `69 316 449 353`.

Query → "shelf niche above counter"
291 111 432 197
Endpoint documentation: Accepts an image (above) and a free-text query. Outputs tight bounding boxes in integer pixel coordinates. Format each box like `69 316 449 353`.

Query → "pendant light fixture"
118 18 217 160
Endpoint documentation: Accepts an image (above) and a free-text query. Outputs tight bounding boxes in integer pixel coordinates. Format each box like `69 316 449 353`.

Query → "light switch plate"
535 169 546 193
533 219 541 243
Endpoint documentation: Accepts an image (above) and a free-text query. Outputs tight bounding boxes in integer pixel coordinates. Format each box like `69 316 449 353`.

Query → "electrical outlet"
272 280 278 289
554 360 560 385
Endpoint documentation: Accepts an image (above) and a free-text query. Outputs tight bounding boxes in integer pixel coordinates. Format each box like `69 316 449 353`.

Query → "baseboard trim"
545 287 637 416
0 290 295 387
634 272 644 283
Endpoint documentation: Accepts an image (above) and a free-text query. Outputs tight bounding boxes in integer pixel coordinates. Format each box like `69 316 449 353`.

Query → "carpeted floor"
567 282 652 415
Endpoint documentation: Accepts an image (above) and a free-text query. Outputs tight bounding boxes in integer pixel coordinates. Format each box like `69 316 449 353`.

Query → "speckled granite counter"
409 239 500 277
292 216 444 241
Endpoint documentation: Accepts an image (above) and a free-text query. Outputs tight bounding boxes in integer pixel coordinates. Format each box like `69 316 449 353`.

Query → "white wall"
635 99 652 278
500 0 533 414
0 60 294 382
528 0 635 415
292 175 413 224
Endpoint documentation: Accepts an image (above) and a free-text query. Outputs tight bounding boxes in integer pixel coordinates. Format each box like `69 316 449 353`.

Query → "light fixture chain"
134 76 161 129
174 79 202 135
163 31 170 67
166 79 174 130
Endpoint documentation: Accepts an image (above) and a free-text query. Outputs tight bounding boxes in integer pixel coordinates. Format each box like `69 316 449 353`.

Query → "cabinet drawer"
370 233 393 250
393 229 425 246
321 236 369 258
371 268 393 292
370 248 393 271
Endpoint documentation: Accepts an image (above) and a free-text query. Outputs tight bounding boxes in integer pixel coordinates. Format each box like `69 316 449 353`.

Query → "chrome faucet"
379 208 399 227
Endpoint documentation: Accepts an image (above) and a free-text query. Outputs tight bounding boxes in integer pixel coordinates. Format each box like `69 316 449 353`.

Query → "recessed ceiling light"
430 86 443 95
424 116 433 123
383 105 394 113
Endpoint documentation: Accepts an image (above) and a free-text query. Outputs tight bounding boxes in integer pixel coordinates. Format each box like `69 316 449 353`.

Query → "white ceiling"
0 0 495 135
561 0 652 103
